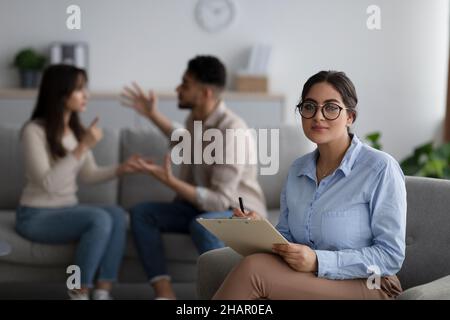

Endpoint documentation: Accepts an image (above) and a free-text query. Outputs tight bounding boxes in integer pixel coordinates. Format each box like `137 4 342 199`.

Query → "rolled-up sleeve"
315 160 407 280
195 163 244 212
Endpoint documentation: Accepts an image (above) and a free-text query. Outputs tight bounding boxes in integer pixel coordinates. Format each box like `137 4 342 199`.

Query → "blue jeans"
130 200 232 282
16 205 127 288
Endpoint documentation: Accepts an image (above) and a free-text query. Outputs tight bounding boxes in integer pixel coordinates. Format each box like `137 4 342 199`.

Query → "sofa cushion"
119 128 179 210
0 211 74 266
397 275 450 300
0 211 198 267
0 126 25 210
398 177 450 290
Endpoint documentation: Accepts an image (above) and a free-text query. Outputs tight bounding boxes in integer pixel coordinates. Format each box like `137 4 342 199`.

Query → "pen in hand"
239 197 246 215
233 197 261 220
231 197 247 219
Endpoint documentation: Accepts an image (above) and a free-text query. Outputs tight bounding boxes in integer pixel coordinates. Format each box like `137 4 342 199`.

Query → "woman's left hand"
116 154 143 176
135 153 174 185
272 243 318 273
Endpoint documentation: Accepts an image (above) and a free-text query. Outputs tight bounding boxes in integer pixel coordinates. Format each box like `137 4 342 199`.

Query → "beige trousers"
213 253 402 300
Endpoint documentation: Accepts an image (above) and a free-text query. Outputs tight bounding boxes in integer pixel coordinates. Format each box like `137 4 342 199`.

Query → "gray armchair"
197 176 450 300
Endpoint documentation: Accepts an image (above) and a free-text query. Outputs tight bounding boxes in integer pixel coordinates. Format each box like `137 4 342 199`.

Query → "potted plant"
13 48 47 88
400 142 450 179
364 131 450 179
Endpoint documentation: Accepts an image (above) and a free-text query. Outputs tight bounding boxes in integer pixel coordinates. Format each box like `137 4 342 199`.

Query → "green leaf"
364 131 382 150
413 142 433 158
400 156 421 176
418 159 446 178
434 143 450 159
366 132 380 142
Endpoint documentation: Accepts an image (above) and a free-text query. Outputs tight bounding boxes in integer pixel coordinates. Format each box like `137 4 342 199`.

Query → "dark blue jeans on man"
130 200 232 283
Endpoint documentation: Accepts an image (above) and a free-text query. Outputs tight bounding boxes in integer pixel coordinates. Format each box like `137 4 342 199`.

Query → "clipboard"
197 218 289 256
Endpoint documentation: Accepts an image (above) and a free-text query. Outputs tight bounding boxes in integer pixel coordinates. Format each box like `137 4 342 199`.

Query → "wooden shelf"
0 88 284 102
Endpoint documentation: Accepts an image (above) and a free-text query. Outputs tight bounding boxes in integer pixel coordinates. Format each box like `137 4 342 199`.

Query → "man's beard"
178 102 194 110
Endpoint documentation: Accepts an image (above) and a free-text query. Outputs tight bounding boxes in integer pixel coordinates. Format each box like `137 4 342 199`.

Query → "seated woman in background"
213 70 406 300
16 64 141 300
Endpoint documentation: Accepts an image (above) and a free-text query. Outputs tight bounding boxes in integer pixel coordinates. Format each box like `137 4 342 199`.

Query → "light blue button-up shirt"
275 134 407 280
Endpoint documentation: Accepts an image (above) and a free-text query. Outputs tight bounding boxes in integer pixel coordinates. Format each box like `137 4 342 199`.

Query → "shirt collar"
297 134 363 178
203 100 226 128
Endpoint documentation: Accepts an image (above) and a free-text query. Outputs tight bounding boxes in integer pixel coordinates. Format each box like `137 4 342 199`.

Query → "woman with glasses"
213 71 406 300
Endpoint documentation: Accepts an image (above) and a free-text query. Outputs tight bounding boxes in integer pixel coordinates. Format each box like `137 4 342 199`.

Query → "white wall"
0 0 448 160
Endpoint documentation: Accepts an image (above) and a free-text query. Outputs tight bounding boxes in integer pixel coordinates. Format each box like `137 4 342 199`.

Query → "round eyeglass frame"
297 102 350 121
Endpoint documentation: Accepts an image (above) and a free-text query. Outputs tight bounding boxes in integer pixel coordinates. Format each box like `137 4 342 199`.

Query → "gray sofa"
0 124 309 299
197 176 450 300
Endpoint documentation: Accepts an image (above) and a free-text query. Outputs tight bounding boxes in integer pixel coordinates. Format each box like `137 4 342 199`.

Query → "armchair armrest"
397 275 450 300
197 247 243 300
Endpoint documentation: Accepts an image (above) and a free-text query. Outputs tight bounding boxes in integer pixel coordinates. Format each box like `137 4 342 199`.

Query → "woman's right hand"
232 208 262 220
81 117 103 149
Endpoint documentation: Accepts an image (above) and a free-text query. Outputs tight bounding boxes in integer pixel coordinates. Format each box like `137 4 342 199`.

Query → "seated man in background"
121 55 267 299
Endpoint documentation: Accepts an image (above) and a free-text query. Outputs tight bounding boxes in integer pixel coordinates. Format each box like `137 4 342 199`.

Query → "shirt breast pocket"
321 209 361 250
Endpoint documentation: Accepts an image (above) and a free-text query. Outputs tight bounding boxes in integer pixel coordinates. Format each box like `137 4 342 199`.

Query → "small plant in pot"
364 131 450 179
13 48 47 88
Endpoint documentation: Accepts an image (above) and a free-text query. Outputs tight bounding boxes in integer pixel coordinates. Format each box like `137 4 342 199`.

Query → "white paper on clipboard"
197 218 289 256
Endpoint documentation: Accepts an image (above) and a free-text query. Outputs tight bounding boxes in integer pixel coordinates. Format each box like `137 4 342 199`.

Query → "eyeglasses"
297 101 349 121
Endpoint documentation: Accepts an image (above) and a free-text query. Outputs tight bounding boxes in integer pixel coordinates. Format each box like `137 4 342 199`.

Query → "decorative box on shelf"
235 74 268 93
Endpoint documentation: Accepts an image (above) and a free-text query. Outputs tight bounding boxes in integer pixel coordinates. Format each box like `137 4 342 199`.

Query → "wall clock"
195 0 237 33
